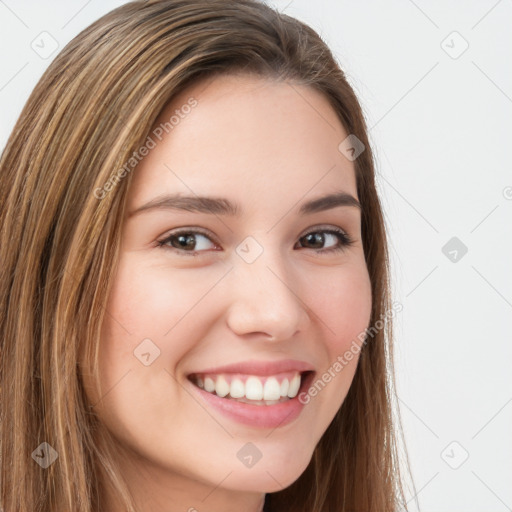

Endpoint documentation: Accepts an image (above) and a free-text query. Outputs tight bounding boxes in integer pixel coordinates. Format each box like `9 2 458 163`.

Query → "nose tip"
224 263 311 341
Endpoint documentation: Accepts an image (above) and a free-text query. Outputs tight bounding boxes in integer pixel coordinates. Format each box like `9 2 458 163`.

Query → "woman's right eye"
157 230 219 256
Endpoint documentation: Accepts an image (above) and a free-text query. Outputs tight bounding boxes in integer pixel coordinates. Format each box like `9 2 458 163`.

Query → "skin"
82 72 372 512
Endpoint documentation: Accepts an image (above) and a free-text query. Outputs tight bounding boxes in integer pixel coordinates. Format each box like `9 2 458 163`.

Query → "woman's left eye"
157 227 354 256
295 228 354 253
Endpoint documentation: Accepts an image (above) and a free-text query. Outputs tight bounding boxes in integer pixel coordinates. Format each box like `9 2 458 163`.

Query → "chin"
220 447 313 493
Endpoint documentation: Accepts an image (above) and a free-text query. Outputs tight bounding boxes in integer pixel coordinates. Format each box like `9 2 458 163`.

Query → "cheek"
98 256 230 376
309 260 372 355
105 256 208 337
89 257 228 437
300 261 372 410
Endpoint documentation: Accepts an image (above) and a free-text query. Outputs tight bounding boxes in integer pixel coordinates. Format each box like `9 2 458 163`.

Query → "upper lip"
189 359 315 376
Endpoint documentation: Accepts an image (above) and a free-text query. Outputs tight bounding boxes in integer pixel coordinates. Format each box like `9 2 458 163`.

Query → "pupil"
305 232 324 248
175 234 195 249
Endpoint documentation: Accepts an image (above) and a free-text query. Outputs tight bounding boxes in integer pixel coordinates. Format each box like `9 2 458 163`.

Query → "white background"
1 1 511 510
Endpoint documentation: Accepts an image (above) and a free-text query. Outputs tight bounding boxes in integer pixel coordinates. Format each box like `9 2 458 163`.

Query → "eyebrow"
128 191 361 218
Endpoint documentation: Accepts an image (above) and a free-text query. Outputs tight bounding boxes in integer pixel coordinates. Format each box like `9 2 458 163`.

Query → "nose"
224 250 311 341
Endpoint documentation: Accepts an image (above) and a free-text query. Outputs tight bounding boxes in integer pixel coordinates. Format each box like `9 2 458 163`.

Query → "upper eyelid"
160 224 348 237
297 224 348 237
161 227 219 244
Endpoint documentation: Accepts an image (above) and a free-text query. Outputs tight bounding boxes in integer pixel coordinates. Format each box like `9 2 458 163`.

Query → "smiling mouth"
188 371 313 406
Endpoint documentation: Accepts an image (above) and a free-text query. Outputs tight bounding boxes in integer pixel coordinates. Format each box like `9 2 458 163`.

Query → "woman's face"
83 73 372 510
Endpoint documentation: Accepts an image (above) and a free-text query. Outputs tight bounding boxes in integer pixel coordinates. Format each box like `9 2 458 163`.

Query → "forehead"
128 73 358 212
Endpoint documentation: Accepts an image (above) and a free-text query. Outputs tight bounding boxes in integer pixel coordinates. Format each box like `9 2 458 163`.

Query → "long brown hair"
0 1 414 510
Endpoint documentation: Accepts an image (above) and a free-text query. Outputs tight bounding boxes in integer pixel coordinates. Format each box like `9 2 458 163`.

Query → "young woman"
0 1 413 510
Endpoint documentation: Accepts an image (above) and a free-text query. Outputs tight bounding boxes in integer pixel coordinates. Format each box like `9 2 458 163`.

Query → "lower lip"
189 373 314 429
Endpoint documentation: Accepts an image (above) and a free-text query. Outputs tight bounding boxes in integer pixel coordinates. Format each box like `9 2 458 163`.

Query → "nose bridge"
224 239 310 340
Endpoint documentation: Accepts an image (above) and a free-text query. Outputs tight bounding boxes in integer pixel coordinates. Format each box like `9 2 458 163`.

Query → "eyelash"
156 226 354 257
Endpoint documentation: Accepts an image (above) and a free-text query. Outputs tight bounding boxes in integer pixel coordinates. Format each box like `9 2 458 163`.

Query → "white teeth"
280 378 289 397
230 378 245 398
287 373 301 398
245 376 263 400
263 377 281 401
194 372 304 402
204 377 215 393
215 375 230 397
